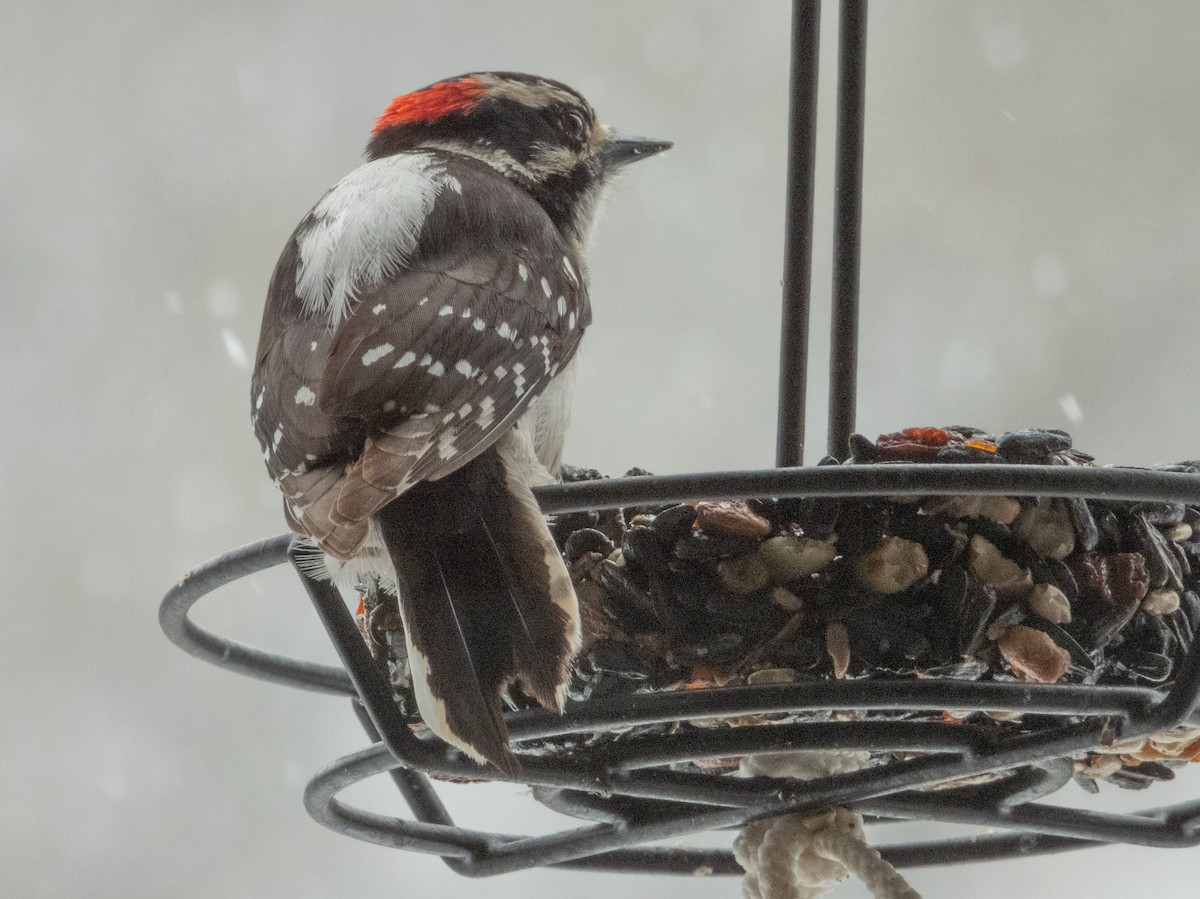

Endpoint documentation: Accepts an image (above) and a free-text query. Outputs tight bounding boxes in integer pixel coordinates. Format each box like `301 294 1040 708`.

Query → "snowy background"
4 1 1200 896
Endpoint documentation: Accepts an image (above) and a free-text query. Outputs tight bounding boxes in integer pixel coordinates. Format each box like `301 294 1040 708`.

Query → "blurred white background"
3 1 1200 896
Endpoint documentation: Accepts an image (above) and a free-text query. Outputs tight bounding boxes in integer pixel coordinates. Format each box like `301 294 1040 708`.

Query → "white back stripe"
295 152 457 326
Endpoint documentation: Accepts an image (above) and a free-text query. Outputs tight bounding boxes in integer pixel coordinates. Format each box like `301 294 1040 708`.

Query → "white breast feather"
493 354 577 487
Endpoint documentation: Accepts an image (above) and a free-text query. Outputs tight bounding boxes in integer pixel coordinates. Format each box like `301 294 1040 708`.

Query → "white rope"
735 752 922 899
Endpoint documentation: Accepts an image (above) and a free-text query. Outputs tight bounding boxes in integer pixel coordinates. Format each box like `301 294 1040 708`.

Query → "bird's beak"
599 128 673 169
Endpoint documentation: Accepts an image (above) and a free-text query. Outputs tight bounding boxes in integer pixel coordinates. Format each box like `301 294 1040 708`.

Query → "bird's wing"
251 152 590 557
321 251 587 540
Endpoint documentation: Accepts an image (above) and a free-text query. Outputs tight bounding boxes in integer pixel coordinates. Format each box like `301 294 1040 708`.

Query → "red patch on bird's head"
371 77 488 132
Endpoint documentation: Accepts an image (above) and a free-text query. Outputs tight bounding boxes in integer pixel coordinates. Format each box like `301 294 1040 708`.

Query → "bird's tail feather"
375 446 579 777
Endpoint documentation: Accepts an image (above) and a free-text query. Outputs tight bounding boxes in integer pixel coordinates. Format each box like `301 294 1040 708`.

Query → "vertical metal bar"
287 540 441 768
349 701 457 826
827 0 868 460
775 0 822 468
349 701 476 876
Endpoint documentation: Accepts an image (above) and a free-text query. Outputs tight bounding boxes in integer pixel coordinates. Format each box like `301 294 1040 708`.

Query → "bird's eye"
562 111 588 142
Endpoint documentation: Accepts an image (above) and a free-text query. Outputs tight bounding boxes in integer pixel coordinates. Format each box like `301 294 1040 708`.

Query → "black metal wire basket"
160 0 1200 880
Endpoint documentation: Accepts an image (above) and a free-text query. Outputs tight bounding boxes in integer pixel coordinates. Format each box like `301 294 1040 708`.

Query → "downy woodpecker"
251 72 670 775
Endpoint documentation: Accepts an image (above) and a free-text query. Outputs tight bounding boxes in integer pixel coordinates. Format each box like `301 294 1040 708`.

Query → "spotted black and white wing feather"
319 247 586 543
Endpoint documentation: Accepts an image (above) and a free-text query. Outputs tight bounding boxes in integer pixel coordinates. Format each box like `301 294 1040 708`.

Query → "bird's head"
365 72 671 239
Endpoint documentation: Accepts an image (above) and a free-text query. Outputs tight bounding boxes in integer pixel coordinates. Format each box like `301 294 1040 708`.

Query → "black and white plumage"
250 72 670 775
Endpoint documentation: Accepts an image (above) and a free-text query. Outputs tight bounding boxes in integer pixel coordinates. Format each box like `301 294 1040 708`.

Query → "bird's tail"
375 444 580 777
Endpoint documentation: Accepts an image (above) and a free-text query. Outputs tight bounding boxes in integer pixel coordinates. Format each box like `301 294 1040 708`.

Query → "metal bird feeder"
161 0 1200 884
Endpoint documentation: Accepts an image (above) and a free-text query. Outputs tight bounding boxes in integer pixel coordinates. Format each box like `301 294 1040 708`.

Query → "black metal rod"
287 540 456 770
158 535 354 695
303 744 491 856
827 0 868 460
350 701 457 826
983 759 1075 809
875 795 1200 865
602 720 991 772
551 847 742 876
775 0 822 467
531 464 1200 515
350 700 478 877
880 831 1103 868
509 677 1161 742
863 795 1200 850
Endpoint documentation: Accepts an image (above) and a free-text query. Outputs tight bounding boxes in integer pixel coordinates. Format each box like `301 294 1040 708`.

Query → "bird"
250 72 670 776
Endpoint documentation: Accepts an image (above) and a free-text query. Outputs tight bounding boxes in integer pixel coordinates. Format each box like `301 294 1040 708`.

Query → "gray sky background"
3 1 1200 896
